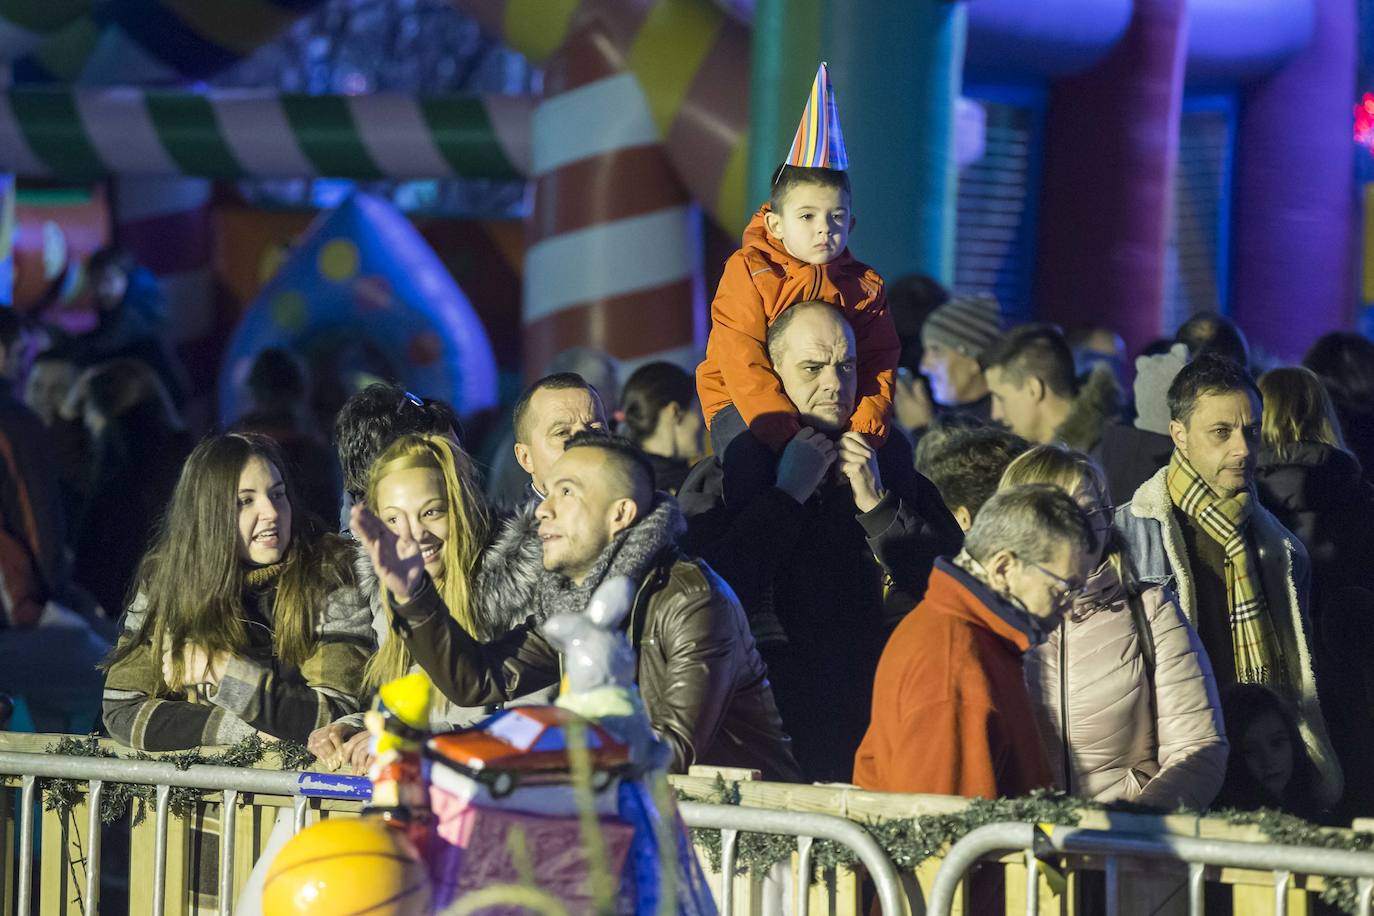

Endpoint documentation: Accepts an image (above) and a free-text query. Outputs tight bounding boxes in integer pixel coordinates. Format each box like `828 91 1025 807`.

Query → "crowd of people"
2 167 1374 839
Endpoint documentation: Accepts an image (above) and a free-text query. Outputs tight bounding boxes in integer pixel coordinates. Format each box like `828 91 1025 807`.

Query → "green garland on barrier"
682 777 1374 916
40 734 316 826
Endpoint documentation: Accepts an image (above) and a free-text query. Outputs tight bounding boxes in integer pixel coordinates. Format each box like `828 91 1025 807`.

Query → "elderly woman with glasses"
1000 445 1228 811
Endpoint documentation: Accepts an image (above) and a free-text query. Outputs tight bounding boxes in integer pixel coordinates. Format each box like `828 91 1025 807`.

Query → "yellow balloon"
263 817 430 915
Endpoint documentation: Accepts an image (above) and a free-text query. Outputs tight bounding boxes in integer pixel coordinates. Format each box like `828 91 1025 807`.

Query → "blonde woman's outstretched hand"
350 504 425 602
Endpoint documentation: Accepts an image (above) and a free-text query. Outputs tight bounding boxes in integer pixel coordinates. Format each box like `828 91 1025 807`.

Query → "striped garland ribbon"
0 87 533 181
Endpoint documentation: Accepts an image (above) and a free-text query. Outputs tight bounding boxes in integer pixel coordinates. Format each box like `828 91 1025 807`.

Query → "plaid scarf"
1166 450 1285 687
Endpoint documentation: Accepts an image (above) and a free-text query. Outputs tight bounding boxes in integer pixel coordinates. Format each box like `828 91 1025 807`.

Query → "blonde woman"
308 434 499 771
1256 367 1374 601
1001 445 1227 809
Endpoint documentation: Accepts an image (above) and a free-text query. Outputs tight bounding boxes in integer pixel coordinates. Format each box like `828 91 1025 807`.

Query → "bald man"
679 300 962 781
355 432 801 781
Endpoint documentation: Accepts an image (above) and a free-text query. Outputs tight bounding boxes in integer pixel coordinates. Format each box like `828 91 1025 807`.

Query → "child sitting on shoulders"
696 63 898 504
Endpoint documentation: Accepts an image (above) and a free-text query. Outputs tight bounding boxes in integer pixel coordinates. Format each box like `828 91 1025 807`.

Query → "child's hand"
838 432 887 513
777 428 836 504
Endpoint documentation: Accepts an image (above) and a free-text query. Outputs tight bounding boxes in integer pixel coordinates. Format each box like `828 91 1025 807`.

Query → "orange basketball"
262 816 431 915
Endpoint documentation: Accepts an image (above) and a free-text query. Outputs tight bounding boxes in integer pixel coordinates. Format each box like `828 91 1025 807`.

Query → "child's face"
765 183 852 265
1241 710 1294 799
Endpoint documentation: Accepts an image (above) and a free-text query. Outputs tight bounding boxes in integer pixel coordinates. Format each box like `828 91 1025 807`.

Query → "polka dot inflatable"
219 193 498 425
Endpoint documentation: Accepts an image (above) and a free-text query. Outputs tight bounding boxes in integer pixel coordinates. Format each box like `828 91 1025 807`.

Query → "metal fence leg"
1023 847 1039 916
1187 862 1205 916
83 779 104 916
796 835 813 916
719 828 738 916
219 789 238 916
1357 876 1373 916
1105 854 1119 916
16 776 33 916
1272 870 1290 916
152 784 171 916
292 796 308 834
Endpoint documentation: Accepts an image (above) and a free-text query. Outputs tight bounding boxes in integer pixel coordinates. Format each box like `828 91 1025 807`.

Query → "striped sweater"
102 568 375 751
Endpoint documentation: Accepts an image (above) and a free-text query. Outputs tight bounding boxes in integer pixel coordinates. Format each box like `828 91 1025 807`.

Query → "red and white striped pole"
523 27 705 380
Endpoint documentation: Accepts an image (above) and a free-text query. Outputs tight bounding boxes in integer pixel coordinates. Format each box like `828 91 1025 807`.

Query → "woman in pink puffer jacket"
1002 446 1228 809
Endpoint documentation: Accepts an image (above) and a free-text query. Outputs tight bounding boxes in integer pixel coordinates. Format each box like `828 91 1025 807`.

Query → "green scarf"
1166 450 1284 687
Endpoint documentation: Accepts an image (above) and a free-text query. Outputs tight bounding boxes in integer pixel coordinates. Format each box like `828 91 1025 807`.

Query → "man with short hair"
983 323 1171 502
1116 353 1343 808
353 432 801 780
854 484 1095 797
511 373 608 499
916 424 1029 531
681 301 961 780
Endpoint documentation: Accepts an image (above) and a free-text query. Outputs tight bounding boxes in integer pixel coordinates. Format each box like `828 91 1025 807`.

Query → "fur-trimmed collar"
530 494 686 622
1055 364 1122 453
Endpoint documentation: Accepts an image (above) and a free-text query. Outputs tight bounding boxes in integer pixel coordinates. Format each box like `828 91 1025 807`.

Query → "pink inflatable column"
1229 0 1358 361
1033 0 1188 357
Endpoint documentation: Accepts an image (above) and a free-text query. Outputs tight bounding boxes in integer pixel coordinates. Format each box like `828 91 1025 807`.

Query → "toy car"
425 706 632 798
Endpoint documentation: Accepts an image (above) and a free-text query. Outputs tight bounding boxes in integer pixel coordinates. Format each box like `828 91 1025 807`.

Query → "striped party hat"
784 62 848 171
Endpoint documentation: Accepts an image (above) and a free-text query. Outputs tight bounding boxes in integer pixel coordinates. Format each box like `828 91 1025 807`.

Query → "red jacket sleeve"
703 256 801 450
846 288 898 444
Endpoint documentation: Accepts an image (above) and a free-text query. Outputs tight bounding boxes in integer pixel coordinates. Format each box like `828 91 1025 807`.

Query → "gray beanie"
920 293 1005 359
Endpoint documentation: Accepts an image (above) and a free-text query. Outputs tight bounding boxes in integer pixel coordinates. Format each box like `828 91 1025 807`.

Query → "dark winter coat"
388 495 802 781
1256 443 1374 603
0 392 68 627
1256 441 1374 818
677 430 962 782
73 402 193 617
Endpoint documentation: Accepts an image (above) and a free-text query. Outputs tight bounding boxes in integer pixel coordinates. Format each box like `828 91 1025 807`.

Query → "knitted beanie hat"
921 293 1005 359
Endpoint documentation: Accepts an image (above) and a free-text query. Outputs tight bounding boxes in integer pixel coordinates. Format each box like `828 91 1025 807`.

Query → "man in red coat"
854 484 1094 799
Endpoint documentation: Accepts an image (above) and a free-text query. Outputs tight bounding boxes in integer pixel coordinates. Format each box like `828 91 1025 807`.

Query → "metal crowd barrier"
678 801 904 916
927 821 1374 916
0 749 368 916
0 748 906 916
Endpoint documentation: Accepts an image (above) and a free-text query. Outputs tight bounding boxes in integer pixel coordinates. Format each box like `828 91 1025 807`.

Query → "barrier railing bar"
677 801 905 916
0 751 304 796
929 823 1374 916
1187 861 1205 916
1023 847 1038 916
1274 869 1290 916
220 789 238 916
17 775 33 915
718 828 738 915
1358 875 1373 916
153 783 170 916
796 835 812 916
84 779 104 916
292 795 308 835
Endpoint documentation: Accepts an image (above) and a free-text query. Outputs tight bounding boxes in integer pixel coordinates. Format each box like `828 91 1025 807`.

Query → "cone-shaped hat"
784 62 848 171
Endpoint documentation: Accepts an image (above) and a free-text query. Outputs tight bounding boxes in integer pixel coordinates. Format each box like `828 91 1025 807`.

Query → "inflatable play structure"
0 0 1361 395
218 193 499 423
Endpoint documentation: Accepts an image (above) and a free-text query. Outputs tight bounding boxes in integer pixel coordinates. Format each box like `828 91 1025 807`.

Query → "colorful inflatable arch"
218 192 498 425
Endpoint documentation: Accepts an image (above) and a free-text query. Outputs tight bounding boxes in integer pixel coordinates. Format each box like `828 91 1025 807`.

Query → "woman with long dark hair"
102 433 374 751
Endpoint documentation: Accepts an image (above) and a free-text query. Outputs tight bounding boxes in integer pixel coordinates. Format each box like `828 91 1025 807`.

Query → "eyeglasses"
1021 559 1086 609
1084 504 1116 522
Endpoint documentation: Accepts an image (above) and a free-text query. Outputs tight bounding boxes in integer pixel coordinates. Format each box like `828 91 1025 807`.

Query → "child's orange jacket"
696 204 898 451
